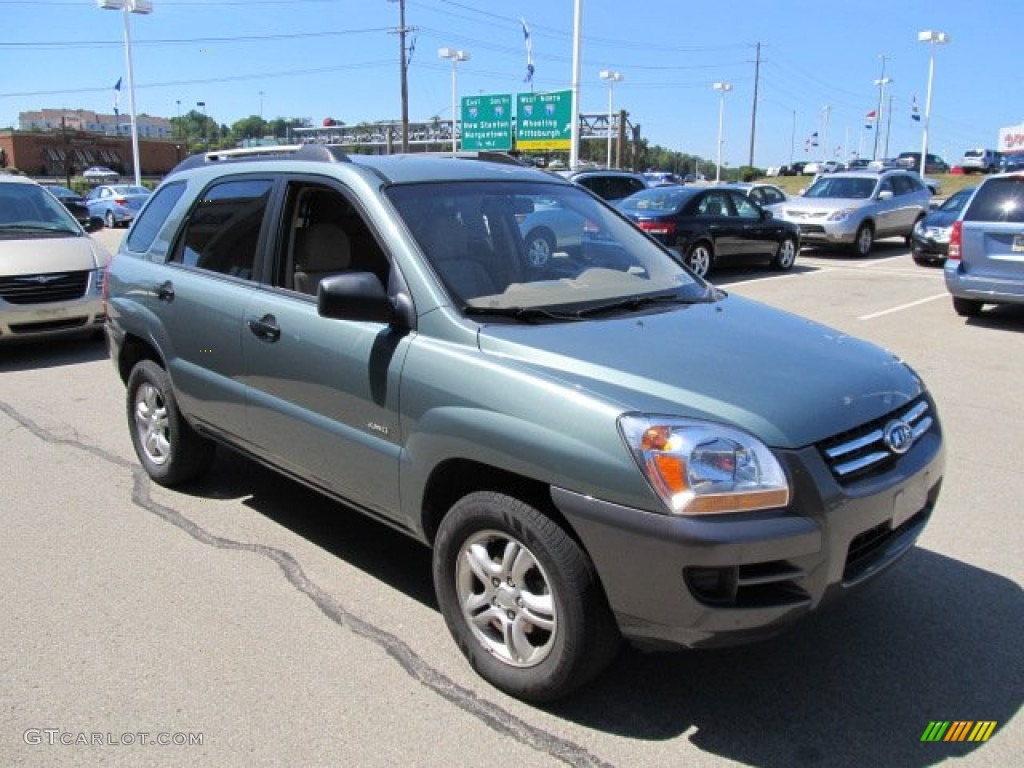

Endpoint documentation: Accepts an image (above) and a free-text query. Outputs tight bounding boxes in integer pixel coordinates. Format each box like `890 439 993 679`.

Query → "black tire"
684 241 714 278
524 229 556 268
105 209 116 229
126 360 215 486
770 236 798 271
906 216 925 246
851 223 874 257
952 296 983 317
433 491 621 702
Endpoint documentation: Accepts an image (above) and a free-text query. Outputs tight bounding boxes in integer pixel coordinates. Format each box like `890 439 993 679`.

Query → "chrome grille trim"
819 398 933 481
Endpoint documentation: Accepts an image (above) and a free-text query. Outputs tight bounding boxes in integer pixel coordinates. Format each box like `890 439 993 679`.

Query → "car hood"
476 294 923 449
781 197 869 214
0 235 110 277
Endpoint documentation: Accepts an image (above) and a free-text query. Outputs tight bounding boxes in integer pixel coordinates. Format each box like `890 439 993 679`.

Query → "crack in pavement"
0 399 615 768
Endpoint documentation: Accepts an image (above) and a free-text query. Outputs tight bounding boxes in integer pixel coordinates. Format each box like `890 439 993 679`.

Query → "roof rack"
412 150 529 167
168 143 352 175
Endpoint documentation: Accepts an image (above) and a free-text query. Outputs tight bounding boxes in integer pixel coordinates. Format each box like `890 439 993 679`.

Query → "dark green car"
105 146 945 702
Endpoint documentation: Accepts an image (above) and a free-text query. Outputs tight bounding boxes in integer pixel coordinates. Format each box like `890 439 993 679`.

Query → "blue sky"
2 0 1020 167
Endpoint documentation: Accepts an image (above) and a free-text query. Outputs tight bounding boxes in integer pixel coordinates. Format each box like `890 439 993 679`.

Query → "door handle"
247 313 281 342
155 280 174 302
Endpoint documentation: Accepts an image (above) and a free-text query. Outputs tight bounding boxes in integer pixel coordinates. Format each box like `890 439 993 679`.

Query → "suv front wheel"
851 223 874 257
126 360 215 486
432 491 620 702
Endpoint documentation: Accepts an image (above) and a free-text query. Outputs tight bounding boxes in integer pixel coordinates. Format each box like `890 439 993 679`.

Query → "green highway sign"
516 90 573 150
461 94 513 151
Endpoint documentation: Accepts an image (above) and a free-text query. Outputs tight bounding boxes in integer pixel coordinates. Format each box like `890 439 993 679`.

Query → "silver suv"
779 169 931 256
105 145 944 702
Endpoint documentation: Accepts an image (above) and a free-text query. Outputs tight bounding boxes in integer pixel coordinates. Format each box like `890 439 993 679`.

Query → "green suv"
105 146 945 702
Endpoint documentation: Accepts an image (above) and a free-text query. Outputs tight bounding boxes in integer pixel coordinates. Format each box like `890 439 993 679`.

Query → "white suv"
778 170 931 256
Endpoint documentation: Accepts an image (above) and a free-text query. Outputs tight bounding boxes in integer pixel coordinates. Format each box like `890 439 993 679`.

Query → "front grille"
0 271 90 305
799 224 826 235
818 397 933 483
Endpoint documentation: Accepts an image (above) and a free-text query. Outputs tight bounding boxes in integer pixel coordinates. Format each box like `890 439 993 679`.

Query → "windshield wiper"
463 305 584 323
572 290 717 317
0 224 74 233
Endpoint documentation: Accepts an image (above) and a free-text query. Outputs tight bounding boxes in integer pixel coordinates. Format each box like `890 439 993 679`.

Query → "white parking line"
858 293 948 320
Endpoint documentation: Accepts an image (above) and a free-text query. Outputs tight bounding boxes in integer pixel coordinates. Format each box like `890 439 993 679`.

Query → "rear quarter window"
124 181 187 254
964 178 1024 223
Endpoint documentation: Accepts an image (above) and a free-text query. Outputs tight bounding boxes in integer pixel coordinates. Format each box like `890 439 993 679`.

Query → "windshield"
0 183 82 235
804 176 876 200
387 180 703 314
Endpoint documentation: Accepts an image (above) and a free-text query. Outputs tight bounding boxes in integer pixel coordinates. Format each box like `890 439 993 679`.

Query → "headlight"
92 266 106 295
932 227 951 243
618 414 790 515
913 219 925 236
826 208 856 222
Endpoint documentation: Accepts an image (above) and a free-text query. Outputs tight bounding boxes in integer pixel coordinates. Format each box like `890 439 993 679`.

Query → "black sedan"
616 186 800 278
911 186 976 265
41 184 95 230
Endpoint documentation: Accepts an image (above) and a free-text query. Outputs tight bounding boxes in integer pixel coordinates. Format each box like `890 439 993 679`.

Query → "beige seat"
420 214 498 300
293 222 351 294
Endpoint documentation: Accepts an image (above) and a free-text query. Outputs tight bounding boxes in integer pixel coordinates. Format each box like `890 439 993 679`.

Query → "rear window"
963 178 1024 223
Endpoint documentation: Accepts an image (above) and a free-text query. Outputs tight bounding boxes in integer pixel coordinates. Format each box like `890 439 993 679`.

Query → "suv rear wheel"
126 360 215 486
433 491 620 702
952 296 983 317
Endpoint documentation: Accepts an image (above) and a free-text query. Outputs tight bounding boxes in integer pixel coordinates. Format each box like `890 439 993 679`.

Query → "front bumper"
786 219 858 245
0 295 106 342
551 423 944 650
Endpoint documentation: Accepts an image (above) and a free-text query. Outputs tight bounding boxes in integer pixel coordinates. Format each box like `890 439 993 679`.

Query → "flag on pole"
911 95 921 122
864 109 876 130
521 18 535 85
113 77 122 114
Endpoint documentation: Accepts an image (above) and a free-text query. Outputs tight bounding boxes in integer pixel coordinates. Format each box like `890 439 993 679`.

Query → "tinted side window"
124 181 186 254
964 178 1024 223
172 178 272 279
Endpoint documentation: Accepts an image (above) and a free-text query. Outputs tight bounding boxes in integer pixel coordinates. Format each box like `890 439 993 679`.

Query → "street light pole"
713 82 732 183
97 0 152 187
918 30 950 177
438 48 470 155
599 70 623 168
873 76 893 160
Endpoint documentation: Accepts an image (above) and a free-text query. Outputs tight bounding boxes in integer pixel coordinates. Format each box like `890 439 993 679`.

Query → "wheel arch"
116 333 165 384
420 458 575 549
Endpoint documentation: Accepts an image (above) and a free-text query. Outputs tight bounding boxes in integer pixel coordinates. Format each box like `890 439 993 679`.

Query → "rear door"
961 176 1024 280
695 190 745 256
140 176 274 443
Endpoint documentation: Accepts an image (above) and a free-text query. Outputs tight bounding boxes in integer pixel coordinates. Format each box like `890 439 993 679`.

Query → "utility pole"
389 0 411 153
821 104 831 162
748 41 761 168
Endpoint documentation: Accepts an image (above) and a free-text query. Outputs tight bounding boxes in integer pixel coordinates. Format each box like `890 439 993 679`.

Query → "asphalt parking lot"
2 228 1021 767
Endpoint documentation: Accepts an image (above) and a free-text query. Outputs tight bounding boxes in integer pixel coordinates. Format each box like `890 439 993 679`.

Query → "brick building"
0 129 184 178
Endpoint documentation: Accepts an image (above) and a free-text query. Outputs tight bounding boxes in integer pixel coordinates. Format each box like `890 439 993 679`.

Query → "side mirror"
318 272 396 325
877 190 894 201
761 209 774 220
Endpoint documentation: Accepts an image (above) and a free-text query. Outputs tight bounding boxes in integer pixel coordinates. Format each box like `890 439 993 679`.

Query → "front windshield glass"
0 183 81 235
804 176 877 199
387 180 702 314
